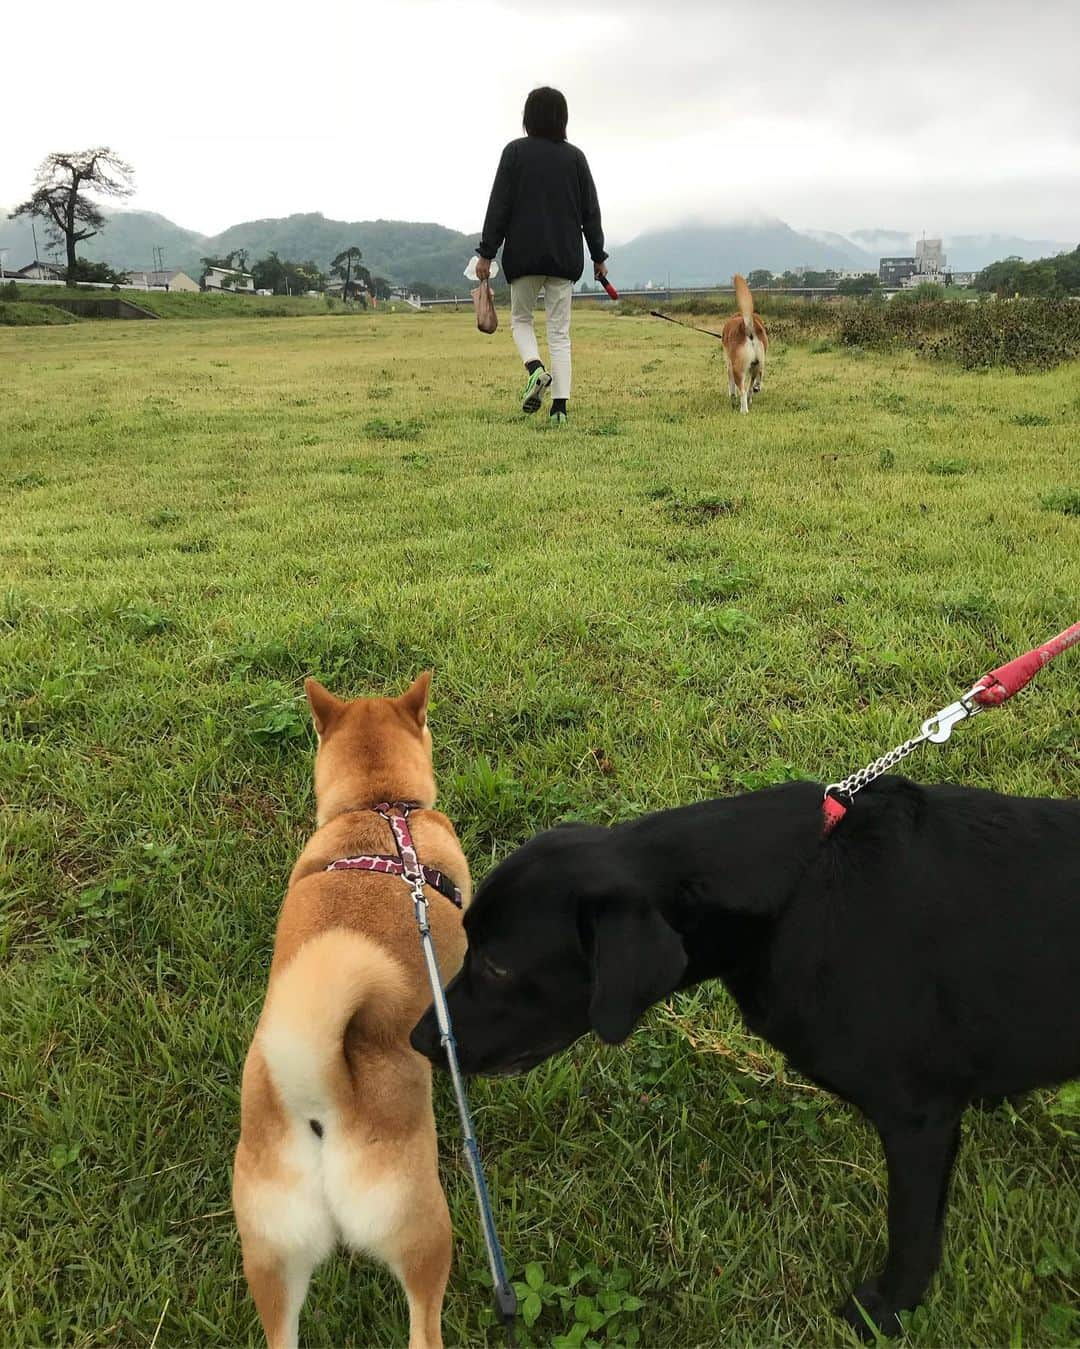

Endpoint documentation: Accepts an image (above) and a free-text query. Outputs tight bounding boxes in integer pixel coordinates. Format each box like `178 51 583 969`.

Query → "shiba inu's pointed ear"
399 671 431 728
304 678 344 738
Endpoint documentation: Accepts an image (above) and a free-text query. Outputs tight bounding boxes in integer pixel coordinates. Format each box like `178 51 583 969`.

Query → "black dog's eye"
480 955 511 980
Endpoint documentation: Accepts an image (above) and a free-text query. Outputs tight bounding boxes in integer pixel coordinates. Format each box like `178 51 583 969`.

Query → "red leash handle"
822 620 1080 836
599 275 619 299
968 620 1080 706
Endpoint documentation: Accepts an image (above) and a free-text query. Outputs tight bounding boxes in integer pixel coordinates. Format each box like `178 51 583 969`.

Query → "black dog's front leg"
841 1111 962 1340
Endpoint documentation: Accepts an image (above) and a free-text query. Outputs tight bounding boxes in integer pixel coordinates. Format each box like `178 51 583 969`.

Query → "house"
879 256 918 286
126 268 199 292
203 266 255 293
946 270 978 288
14 260 65 281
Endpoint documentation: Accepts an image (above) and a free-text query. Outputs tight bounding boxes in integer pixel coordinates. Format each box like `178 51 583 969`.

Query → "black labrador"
412 776 1080 1338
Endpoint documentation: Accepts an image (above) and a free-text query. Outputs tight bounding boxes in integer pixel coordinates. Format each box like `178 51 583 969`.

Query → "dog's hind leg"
725 359 738 410
240 1236 323 1349
388 1190 452 1349
840 1111 962 1339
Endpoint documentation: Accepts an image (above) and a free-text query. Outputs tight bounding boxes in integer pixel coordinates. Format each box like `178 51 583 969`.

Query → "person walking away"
474 87 608 426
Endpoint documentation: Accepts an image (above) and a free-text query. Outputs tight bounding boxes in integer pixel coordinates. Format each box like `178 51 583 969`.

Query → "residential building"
126 268 199 292
203 266 255 292
14 260 65 281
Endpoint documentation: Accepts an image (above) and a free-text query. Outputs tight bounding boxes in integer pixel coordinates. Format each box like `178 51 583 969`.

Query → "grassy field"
2 307 1079 1349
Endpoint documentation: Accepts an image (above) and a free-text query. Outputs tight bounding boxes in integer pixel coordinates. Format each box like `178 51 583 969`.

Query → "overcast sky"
3 0 1077 244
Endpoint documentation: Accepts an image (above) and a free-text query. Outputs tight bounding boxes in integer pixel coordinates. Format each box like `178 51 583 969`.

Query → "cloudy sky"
3 0 1077 244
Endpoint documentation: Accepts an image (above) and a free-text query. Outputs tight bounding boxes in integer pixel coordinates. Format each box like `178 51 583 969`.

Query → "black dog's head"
410 823 688 1075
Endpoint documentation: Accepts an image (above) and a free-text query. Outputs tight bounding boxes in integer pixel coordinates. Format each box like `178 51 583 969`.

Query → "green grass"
0 300 80 326
3 283 376 319
2 309 1079 1349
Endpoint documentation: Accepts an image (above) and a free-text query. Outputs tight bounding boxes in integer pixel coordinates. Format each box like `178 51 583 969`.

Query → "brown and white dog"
722 274 768 414
233 673 470 1349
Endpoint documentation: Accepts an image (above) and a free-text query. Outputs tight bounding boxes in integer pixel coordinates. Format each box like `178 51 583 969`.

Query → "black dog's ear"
587 901 687 1045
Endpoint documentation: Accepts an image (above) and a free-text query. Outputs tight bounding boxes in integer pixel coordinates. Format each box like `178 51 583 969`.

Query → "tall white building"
915 237 947 273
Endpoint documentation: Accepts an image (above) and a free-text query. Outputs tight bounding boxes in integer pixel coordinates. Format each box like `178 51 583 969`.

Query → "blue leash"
380 804 517 1345
412 890 518 1344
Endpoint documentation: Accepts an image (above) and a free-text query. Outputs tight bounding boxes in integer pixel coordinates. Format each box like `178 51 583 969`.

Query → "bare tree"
9 148 135 285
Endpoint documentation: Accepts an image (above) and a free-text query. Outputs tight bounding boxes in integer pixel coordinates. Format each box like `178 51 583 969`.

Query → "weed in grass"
514 1261 645 1347
364 416 424 441
1040 488 1080 516
176 536 214 554
879 447 896 469
1013 411 1052 427
662 495 739 524
246 691 310 747
147 507 181 528
120 605 173 637
689 606 755 638
682 569 753 602
809 338 835 354
11 470 48 488
928 458 968 476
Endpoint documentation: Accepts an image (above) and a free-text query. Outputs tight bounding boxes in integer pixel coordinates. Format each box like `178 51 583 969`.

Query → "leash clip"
921 687 984 743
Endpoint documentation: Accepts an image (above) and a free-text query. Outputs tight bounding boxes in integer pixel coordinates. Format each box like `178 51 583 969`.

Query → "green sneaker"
521 367 552 413
548 410 568 427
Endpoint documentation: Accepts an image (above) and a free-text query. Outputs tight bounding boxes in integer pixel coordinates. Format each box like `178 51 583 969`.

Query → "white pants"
510 276 573 399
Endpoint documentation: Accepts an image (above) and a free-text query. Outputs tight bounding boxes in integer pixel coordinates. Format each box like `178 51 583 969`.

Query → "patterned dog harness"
325 802 463 909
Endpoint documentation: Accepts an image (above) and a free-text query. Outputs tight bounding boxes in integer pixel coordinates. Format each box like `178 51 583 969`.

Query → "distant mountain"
206 214 477 286
0 208 480 289
800 229 877 269
611 219 866 287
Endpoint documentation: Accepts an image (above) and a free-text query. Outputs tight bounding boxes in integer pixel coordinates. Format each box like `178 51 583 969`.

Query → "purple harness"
325 802 463 909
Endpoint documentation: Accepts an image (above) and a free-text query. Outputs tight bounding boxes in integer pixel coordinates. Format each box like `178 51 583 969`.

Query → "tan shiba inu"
233 674 469 1349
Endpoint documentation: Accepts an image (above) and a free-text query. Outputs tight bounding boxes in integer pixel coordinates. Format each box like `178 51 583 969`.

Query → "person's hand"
594 261 608 281
475 256 492 281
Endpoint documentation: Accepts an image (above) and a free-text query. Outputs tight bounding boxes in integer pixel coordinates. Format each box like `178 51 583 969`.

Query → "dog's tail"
257 929 411 1121
734 273 755 339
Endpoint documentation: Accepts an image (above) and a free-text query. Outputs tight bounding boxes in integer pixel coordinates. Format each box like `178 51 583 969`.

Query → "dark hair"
523 87 568 142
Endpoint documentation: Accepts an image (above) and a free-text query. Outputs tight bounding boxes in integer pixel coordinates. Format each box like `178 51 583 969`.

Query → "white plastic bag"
464 255 500 281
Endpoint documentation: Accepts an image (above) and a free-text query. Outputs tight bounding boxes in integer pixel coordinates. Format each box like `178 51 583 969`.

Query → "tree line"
197 247 391 300
974 248 1080 299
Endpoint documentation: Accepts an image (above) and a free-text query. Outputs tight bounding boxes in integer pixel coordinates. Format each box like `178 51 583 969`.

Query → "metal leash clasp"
921 685 985 743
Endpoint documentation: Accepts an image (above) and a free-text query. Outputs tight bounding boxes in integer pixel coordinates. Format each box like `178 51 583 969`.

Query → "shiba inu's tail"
259 929 408 1119
734 273 755 338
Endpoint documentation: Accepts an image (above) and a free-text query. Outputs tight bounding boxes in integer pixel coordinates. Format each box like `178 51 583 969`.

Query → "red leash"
823 620 1080 835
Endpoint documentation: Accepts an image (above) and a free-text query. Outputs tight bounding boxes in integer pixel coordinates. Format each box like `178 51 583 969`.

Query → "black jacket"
477 137 607 283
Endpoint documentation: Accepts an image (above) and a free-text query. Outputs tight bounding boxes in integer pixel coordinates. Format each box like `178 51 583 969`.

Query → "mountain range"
0 206 1072 289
